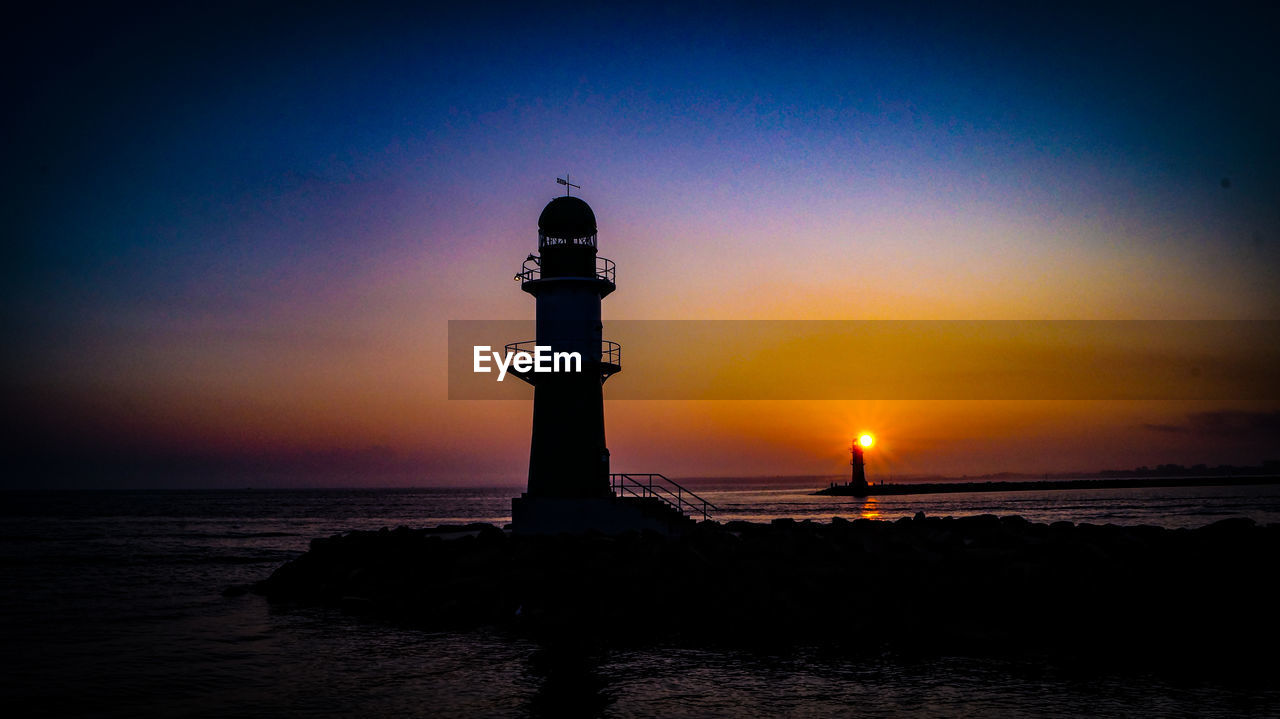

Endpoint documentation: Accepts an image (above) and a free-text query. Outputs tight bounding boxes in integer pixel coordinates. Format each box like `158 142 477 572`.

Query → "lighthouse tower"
508 184 624 532
849 441 869 497
507 182 713 535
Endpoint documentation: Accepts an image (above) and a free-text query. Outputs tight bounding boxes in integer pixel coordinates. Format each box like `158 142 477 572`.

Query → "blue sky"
4 1 1277 486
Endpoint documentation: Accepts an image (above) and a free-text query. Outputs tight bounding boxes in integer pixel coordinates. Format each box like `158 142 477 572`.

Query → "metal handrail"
504 340 534 356
502 340 622 378
515 256 615 285
609 473 718 521
601 340 621 369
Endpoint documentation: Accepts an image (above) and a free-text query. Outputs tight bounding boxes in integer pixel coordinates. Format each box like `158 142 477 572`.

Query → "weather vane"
556 174 580 196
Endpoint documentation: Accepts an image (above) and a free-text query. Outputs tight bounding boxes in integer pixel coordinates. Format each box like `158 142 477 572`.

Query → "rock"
252 515 1279 672
1202 517 1256 533
340 596 376 615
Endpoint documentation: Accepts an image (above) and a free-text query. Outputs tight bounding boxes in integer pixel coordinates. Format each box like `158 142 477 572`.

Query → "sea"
3 480 1279 718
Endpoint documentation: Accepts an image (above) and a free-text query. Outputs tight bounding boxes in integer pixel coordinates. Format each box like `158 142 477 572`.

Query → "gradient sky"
5 1 1278 487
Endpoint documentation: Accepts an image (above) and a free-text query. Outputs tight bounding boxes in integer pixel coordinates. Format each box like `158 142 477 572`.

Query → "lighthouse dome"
538 196 597 245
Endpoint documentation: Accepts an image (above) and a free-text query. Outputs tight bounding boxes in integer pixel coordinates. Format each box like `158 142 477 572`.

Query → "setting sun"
859 434 875 449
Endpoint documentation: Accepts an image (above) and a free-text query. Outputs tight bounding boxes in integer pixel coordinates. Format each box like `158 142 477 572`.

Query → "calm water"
2 483 1278 717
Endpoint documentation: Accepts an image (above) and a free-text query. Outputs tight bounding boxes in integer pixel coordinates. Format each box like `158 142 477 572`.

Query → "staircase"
610 473 718 531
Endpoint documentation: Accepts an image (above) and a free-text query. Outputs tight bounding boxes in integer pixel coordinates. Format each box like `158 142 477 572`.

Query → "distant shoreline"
815 473 1280 496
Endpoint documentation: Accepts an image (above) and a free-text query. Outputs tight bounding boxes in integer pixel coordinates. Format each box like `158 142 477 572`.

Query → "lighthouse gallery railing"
515 255 615 285
503 340 620 371
610 473 719 521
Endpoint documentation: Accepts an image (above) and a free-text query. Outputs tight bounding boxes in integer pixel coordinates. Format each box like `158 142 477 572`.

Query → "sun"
858 433 875 448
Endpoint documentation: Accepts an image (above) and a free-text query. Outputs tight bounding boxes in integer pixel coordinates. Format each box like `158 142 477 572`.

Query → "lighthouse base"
511 494 693 536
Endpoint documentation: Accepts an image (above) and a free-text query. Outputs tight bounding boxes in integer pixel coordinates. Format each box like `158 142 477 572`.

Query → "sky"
4 1 1278 488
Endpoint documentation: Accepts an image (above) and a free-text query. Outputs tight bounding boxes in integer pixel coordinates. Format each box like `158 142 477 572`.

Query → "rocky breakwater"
254 515 1278 673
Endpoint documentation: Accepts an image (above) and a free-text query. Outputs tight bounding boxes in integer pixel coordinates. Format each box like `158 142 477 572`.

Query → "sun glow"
859 433 875 448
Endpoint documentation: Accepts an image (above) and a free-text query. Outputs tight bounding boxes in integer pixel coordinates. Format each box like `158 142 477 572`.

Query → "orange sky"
7 3 1278 487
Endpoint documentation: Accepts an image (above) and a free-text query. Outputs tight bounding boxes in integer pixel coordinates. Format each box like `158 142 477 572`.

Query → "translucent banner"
448 320 1280 400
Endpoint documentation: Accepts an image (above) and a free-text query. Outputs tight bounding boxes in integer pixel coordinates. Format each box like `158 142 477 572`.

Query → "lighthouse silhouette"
508 182 713 534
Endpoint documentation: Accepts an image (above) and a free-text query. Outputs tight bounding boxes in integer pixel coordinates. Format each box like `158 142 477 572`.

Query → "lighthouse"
508 182 621 532
846 436 873 497
507 181 713 534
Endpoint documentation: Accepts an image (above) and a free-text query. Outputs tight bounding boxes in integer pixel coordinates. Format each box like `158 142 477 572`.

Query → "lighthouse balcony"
515 255 615 288
600 339 621 381
503 339 622 383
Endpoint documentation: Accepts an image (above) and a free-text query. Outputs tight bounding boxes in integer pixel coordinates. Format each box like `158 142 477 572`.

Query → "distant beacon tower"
849 441 869 497
509 182 621 530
